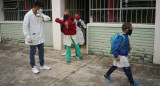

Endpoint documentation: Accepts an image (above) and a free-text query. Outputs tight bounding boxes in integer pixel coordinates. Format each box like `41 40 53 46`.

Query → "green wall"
0 22 53 46
88 26 154 63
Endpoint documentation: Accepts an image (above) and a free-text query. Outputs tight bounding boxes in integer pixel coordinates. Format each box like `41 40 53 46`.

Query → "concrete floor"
0 43 160 86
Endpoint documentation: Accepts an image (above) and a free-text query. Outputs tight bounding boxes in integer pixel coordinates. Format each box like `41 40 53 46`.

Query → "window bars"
89 0 156 24
3 0 52 21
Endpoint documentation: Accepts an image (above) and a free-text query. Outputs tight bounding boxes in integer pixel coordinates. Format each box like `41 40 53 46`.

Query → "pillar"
153 0 160 64
52 0 65 50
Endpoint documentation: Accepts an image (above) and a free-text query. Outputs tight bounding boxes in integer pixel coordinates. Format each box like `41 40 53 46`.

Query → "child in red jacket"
55 9 82 63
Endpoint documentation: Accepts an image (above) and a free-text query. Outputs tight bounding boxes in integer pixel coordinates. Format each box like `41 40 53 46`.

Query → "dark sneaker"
67 61 71 63
104 75 112 82
79 57 82 60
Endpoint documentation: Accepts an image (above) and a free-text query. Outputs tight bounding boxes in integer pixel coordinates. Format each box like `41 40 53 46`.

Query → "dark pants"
106 65 134 85
30 43 44 68
75 45 81 57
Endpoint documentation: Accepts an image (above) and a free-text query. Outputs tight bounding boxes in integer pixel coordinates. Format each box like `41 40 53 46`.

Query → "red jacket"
55 16 76 35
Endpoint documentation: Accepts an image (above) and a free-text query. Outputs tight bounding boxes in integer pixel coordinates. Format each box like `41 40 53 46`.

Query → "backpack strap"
110 33 119 54
118 34 126 50
78 20 85 29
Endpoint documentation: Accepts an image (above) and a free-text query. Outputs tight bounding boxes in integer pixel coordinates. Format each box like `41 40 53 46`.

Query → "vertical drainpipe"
87 0 90 54
0 23 1 43
17 1 20 21
0 0 4 21
0 0 4 42
120 0 122 23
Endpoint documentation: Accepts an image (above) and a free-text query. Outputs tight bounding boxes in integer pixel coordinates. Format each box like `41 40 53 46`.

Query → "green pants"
66 37 82 61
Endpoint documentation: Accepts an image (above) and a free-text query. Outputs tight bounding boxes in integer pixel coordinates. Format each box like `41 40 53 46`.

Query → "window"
3 0 52 21
89 0 156 24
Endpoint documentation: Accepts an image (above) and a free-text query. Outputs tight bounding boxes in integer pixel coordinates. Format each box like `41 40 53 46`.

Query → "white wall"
0 0 4 21
153 0 160 64
52 0 65 50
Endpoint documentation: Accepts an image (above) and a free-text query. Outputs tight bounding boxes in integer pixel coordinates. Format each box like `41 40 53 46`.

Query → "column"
52 0 65 50
153 0 160 64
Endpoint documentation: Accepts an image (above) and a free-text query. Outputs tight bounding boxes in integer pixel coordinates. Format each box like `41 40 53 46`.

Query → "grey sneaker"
32 66 40 74
76 56 82 60
40 65 51 70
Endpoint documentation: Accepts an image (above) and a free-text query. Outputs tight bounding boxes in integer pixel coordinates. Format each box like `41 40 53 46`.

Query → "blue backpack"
110 33 126 54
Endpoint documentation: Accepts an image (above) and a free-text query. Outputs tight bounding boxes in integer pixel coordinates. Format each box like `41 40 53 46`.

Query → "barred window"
89 0 156 24
3 0 52 21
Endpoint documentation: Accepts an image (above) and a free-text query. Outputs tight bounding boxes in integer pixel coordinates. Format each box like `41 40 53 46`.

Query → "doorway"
65 0 89 50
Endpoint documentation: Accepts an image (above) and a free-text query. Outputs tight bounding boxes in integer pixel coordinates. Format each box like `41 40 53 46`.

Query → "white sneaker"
31 66 40 74
40 65 51 70
76 56 80 60
76 56 82 60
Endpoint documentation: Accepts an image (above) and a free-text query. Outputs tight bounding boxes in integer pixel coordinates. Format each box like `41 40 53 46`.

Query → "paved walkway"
0 44 160 86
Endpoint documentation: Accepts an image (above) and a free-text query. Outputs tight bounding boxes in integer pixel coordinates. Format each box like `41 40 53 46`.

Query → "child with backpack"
55 9 82 63
104 23 141 86
74 12 86 57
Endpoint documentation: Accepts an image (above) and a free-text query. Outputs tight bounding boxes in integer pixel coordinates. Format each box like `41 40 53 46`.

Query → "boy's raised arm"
112 36 123 58
55 18 65 25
